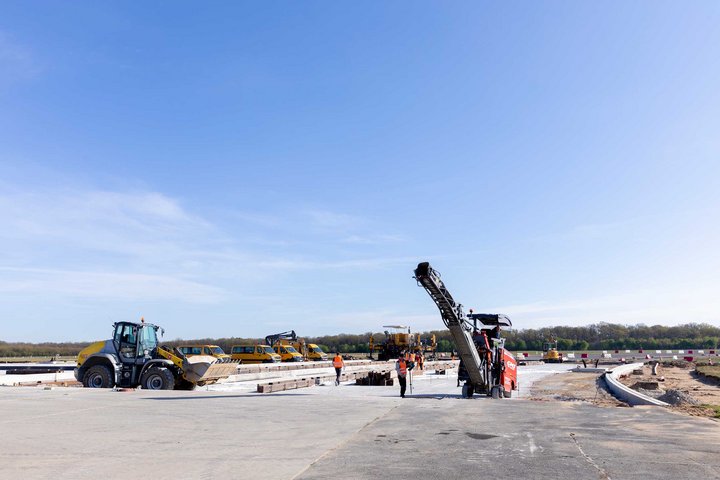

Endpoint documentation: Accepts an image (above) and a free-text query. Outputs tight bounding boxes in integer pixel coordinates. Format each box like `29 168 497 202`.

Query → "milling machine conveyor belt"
413 262 487 389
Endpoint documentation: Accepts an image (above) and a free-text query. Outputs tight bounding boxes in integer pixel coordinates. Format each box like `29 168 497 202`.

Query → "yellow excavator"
75 319 238 390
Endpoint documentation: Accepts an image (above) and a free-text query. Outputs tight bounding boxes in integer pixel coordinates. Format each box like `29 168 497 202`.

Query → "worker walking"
395 352 413 398
332 352 344 386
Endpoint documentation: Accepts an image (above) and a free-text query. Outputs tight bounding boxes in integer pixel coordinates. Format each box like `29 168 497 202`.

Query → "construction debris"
356 371 394 386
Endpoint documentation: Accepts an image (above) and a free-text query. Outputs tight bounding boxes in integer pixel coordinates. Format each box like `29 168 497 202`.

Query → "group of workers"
332 350 426 398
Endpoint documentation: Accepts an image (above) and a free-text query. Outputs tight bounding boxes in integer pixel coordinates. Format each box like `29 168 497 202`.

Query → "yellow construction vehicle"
230 344 282 363
265 331 327 361
75 319 238 390
542 338 564 363
177 344 231 361
369 325 416 361
273 343 304 362
415 332 438 359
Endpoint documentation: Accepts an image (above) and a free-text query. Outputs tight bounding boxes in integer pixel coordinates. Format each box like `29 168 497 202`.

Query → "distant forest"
2 323 719 358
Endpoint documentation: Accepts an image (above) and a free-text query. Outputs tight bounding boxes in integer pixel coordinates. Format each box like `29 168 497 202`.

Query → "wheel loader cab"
113 321 158 361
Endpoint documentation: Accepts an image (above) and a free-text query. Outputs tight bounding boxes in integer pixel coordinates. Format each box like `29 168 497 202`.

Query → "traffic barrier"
684 356 694 362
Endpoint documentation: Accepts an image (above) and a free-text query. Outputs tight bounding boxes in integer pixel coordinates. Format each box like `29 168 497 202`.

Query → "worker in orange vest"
395 352 414 398
332 352 344 386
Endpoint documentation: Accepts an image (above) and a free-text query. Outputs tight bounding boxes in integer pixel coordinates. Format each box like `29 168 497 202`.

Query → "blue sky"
1 2 719 342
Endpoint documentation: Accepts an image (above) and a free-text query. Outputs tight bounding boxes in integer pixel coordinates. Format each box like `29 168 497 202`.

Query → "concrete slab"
1 364 717 480
297 400 720 480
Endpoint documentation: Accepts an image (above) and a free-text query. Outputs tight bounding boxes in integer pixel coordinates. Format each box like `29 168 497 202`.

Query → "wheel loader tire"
141 367 175 390
83 364 115 388
503 388 512 398
491 385 501 399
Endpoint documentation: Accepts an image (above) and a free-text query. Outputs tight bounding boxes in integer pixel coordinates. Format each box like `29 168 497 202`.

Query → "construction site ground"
529 366 626 408
618 363 720 418
2 363 719 479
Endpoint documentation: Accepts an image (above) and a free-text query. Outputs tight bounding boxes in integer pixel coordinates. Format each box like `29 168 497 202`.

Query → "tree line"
1 322 718 358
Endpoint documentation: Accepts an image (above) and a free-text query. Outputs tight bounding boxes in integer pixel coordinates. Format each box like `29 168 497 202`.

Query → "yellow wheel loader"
75 319 238 390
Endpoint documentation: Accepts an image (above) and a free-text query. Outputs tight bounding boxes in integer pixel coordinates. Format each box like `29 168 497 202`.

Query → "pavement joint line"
569 432 612 480
290 404 400 480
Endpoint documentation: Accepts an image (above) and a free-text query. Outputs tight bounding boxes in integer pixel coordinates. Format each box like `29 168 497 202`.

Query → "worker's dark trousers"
398 375 407 397
335 367 342 384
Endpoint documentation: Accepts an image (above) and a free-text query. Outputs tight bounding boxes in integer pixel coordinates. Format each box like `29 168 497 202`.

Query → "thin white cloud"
488 285 720 329
0 32 41 85
303 209 361 229
309 310 440 334
0 184 418 307
342 233 405 245
0 267 224 303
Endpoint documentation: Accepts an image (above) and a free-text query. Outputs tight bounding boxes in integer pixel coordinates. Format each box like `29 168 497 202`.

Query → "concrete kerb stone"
570 367 607 373
604 362 670 407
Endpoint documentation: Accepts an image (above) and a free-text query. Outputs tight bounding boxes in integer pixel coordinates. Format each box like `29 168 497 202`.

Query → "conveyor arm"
413 262 487 389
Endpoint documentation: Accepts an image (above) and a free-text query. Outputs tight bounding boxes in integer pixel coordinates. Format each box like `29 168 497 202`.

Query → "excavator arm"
264 330 298 346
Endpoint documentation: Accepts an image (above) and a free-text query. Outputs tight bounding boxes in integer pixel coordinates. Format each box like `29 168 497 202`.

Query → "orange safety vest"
333 356 344 368
398 359 407 376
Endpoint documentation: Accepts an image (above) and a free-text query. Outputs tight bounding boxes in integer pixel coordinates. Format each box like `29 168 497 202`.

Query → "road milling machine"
413 262 518 398
75 319 238 390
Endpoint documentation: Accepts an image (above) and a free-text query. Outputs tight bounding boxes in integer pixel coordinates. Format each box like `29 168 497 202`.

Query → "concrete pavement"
0 366 717 480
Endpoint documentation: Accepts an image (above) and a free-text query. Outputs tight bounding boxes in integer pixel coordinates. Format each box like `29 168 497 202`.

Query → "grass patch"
696 365 720 381
701 404 720 419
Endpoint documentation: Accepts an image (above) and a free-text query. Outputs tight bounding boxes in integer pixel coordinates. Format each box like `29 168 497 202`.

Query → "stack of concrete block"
356 370 394 386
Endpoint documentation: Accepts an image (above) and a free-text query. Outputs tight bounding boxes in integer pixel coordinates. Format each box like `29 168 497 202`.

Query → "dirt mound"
658 389 700 406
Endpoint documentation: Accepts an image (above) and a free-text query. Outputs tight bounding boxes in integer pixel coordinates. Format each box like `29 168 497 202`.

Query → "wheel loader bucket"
182 355 239 384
